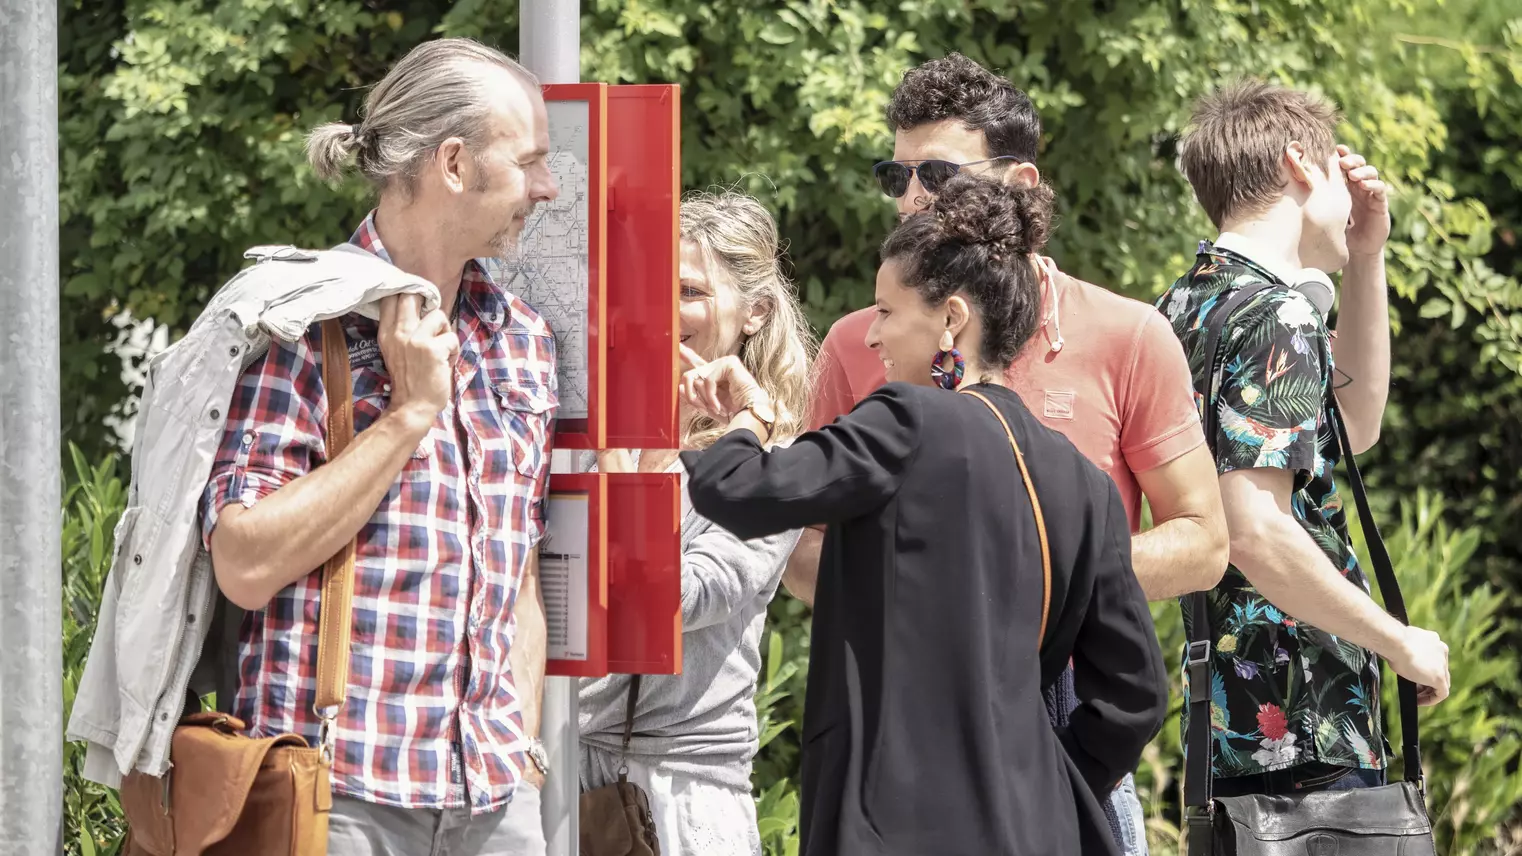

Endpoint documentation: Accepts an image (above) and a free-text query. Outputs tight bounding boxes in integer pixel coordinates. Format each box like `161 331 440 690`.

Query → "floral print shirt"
1157 244 1384 778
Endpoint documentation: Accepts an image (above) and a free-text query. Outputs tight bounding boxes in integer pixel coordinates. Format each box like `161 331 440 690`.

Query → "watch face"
750 400 777 424
527 744 548 772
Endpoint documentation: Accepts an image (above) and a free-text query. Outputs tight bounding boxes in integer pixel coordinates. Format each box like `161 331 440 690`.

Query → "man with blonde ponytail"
200 37 559 854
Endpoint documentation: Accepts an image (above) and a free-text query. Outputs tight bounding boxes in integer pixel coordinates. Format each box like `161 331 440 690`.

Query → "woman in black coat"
677 175 1169 856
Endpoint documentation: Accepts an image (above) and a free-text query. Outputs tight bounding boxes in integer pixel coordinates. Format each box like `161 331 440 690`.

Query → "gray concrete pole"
521 4 582 854
0 0 63 853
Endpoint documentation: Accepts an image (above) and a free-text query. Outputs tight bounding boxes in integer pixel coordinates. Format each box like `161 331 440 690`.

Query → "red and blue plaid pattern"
201 213 557 813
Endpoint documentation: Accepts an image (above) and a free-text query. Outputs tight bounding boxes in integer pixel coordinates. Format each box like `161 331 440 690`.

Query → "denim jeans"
1212 762 1386 798
1109 772 1149 856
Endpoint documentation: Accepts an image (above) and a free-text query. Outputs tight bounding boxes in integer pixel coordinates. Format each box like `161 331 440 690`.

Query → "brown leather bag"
121 318 359 856
578 675 660 856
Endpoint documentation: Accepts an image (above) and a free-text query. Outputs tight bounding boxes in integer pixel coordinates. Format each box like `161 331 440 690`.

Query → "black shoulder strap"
1199 282 1279 459
622 674 642 752
615 673 642 784
1329 404 1424 786
1183 281 1276 855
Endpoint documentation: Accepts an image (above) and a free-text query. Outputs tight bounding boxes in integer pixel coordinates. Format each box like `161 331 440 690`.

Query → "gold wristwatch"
743 397 777 437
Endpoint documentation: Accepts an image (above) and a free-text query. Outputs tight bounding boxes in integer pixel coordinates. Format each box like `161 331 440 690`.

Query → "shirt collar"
1210 231 1301 286
348 210 508 334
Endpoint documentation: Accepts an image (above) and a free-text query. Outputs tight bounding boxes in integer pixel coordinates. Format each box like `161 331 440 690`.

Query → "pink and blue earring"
931 331 965 390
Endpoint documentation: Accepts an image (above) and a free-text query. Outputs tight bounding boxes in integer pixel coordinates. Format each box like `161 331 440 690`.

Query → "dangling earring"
931 330 965 390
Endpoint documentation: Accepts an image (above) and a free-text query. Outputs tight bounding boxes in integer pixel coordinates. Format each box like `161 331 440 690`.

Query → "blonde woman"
577 191 813 856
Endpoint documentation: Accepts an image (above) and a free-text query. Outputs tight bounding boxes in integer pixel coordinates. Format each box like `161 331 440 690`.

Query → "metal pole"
0 0 63 853
521 0 582 86
521 3 582 854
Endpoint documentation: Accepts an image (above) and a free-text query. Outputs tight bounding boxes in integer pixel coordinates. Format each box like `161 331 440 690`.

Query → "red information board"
605 85 681 450
604 472 683 675
535 83 685 681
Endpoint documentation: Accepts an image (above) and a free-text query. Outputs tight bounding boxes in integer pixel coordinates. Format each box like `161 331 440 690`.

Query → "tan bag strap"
961 389 1051 646
315 318 359 714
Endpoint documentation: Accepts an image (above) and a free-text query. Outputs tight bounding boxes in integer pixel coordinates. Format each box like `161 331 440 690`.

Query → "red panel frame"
544 473 609 678
604 85 681 450
604 472 683 675
539 83 608 450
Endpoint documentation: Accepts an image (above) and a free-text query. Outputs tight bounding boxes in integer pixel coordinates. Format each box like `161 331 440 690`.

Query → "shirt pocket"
348 365 432 478
349 365 393 435
488 371 558 479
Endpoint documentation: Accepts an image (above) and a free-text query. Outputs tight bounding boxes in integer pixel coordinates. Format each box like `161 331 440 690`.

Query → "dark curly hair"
885 53 1041 163
880 173 1055 371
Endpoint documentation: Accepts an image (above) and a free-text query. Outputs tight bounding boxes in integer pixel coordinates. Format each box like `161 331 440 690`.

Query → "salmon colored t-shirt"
809 271 1203 532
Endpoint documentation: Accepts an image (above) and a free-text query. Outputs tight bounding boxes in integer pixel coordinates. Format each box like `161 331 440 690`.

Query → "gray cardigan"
577 455 801 791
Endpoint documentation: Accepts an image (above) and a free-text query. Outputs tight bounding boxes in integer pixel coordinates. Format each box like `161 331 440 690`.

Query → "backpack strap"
314 318 359 755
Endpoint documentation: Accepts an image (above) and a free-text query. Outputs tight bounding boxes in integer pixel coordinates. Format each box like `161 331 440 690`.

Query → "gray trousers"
327 783 547 856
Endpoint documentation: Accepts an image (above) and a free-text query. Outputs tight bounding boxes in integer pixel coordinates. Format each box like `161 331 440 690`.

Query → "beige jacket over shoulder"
66 244 441 787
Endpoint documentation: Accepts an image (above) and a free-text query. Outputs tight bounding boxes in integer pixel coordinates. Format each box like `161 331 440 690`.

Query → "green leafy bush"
754 628 803 856
62 446 129 856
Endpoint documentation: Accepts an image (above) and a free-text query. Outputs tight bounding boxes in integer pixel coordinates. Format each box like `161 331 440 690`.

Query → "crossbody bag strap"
616 674 643 783
622 674 642 752
315 318 360 733
961 389 1051 646
1183 281 1277 855
1329 403 1424 786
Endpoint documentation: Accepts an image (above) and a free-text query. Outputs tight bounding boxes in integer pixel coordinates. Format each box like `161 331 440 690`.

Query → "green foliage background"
57 0 1522 854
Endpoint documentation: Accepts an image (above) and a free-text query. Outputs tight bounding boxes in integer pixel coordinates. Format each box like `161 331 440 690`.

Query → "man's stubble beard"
486 206 532 259
488 228 518 259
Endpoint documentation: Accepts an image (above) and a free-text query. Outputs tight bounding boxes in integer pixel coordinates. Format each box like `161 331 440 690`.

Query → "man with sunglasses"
781 53 1230 856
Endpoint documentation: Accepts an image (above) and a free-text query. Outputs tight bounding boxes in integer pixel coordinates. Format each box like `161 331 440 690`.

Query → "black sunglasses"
871 156 1020 198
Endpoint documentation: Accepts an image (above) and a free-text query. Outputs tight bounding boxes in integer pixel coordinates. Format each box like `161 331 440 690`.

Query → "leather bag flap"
168 714 314 853
1218 782 1432 840
580 783 636 854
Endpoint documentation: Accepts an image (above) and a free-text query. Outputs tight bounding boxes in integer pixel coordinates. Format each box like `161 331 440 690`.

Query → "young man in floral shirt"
1159 80 1451 795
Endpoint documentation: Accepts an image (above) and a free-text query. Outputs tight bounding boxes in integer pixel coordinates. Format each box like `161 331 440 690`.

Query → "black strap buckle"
1187 640 1211 664
1185 805 1215 856
1187 640 1212 703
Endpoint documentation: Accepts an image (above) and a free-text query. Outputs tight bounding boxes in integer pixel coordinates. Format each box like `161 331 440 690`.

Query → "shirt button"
382 383 392 394
241 431 254 447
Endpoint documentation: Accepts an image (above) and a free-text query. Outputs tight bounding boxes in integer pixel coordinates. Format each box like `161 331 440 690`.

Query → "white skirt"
578 744 762 856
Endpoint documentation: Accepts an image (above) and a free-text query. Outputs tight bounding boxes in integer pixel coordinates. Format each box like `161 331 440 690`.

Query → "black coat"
682 382 1168 856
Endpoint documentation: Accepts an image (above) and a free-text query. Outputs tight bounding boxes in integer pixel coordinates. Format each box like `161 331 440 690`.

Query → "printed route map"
483 99 591 420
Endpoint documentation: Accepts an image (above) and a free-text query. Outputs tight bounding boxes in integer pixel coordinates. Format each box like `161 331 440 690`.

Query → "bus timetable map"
484 99 591 420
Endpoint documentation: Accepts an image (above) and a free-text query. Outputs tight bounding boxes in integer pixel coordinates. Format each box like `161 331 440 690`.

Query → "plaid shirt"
200 213 558 813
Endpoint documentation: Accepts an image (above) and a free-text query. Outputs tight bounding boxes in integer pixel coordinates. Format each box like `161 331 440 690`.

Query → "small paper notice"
540 491 590 661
